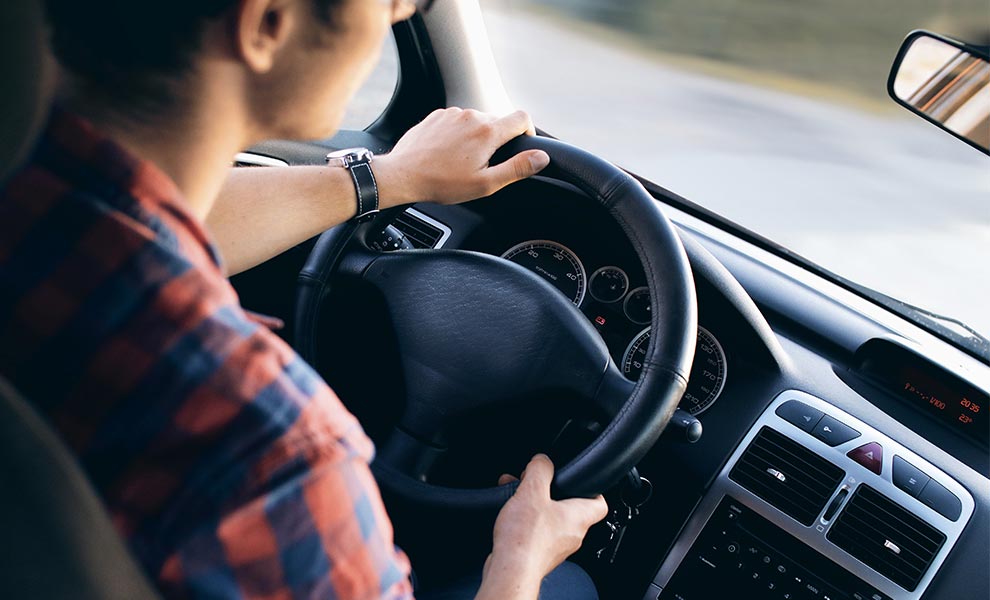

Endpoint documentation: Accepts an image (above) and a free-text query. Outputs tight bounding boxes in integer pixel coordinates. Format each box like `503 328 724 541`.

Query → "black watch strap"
348 160 379 223
326 148 379 223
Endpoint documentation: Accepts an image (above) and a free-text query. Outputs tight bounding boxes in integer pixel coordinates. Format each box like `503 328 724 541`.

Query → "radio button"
892 456 930 498
812 415 860 446
776 400 824 432
919 479 962 521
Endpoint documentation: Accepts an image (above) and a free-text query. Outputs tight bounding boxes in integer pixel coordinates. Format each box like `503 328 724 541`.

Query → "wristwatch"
326 147 379 223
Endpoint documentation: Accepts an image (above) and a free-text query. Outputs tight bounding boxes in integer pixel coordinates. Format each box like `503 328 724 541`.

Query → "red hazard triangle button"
848 442 883 475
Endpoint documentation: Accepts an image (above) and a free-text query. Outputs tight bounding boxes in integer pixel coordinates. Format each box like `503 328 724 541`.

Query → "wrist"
481 549 544 592
372 153 421 210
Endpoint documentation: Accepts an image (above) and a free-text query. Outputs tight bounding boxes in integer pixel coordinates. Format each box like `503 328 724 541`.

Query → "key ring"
620 476 653 509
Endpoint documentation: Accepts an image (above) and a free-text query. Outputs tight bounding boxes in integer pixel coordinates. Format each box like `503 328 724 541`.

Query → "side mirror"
888 31 990 156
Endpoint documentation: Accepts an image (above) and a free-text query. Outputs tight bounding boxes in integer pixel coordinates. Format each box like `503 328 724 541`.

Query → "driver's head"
42 0 417 142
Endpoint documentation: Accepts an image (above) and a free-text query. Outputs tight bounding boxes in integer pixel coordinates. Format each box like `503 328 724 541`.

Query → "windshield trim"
626 168 990 362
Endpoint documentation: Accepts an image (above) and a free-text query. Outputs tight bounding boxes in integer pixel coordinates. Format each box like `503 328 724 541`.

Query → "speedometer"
501 240 587 305
622 326 727 416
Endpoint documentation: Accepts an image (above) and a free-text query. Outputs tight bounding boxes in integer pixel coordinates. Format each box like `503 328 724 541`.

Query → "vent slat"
837 512 932 568
827 485 946 592
732 460 829 508
746 444 839 495
827 528 925 583
843 502 944 554
393 213 444 248
851 493 946 547
729 427 844 526
752 436 845 485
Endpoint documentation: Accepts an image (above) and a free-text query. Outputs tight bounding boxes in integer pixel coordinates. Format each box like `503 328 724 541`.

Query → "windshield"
480 0 990 339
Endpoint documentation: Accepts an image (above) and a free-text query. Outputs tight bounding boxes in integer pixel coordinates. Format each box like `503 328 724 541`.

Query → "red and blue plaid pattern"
0 110 413 599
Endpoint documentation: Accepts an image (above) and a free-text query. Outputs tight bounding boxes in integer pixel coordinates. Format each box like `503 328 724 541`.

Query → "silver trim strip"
644 390 975 600
233 152 289 167
403 207 453 249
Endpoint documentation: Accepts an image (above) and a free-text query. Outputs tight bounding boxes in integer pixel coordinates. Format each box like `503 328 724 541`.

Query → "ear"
234 0 295 73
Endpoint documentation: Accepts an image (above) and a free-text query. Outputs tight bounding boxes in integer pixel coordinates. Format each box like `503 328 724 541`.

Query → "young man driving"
0 0 607 598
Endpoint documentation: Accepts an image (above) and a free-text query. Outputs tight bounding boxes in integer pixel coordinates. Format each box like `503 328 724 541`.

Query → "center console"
642 390 974 600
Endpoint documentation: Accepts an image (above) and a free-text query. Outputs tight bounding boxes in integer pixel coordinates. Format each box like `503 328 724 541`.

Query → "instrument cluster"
501 239 728 416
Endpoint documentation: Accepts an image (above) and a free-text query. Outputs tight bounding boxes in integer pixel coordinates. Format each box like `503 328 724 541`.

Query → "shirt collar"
42 108 225 270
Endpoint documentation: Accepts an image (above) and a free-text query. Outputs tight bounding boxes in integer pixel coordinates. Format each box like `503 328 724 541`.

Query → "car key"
597 503 636 563
596 476 653 563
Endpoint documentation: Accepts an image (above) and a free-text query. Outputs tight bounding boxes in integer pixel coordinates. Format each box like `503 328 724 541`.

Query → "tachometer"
501 240 587 305
621 326 727 416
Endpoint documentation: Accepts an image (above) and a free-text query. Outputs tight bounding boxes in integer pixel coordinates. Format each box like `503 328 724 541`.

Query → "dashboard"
231 147 990 600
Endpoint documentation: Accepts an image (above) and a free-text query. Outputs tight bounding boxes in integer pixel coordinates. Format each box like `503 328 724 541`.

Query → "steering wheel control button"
919 479 962 521
847 442 883 475
812 415 860 447
775 400 824 432
370 225 415 251
892 456 930 498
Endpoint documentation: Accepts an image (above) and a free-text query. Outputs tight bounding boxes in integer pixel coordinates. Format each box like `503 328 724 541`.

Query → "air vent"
729 426 845 526
827 485 945 591
392 209 450 249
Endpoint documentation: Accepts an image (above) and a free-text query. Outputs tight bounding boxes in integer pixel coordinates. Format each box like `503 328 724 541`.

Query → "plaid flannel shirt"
0 110 413 599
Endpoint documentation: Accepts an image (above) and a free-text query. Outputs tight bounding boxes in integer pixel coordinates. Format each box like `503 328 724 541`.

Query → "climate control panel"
643 390 974 600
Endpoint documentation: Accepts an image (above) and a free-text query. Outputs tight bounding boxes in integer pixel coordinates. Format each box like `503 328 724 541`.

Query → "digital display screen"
859 340 989 447
897 365 988 445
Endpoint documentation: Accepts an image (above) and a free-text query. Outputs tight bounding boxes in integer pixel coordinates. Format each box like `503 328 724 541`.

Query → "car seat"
0 1 160 598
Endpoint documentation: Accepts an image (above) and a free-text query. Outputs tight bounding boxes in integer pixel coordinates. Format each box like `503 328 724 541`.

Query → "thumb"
485 150 550 190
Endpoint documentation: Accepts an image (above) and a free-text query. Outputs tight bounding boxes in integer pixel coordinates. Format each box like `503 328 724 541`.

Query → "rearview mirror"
888 31 990 156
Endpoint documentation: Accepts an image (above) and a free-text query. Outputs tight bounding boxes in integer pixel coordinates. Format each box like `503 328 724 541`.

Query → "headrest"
0 1 55 183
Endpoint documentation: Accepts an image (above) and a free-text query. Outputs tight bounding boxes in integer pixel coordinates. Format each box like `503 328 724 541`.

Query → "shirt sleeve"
147 304 413 599
156 372 413 598
156 402 414 599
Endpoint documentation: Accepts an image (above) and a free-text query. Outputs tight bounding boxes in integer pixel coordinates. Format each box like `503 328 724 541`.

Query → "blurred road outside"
342 2 990 338
479 3 990 339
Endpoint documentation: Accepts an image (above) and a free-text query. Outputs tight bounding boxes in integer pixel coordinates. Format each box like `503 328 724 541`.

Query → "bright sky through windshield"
481 0 990 337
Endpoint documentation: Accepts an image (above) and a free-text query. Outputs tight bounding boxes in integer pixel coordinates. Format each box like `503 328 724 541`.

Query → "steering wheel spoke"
336 239 380 278
377 425 446 481
592 360 637 418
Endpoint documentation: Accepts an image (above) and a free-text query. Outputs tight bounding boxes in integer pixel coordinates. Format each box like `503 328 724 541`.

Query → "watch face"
326 147 373 166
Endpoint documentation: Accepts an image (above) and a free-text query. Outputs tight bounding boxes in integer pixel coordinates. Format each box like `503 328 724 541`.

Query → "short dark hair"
43 0 341 116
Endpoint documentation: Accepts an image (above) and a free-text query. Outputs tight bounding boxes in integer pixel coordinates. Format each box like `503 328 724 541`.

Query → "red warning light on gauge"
594 316 607 326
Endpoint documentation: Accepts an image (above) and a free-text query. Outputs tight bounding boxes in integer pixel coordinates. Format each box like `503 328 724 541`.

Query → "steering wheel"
295 136 697 510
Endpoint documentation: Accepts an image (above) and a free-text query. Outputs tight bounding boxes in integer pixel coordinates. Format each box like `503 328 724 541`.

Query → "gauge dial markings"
500 240 587 306
621 326 727 416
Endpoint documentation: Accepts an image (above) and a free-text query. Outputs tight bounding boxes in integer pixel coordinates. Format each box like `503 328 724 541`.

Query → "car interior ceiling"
2 3 988 600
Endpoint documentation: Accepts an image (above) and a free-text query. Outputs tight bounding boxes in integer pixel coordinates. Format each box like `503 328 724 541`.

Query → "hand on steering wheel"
296 135 697 511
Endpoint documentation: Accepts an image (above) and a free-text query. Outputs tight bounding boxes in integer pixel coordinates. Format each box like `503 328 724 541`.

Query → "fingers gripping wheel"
295 136 696 510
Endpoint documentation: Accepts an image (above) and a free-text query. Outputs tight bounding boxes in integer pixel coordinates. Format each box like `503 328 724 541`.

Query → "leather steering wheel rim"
295 136 697 510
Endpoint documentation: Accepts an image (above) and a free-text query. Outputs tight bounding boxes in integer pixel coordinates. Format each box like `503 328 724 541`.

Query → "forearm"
208 108 548 276
474 553 543 600
207 156 416 275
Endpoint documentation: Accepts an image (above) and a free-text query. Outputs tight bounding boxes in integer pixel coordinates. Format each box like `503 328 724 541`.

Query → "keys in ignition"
595 476 653 564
